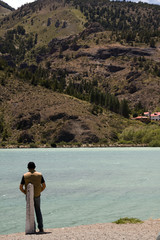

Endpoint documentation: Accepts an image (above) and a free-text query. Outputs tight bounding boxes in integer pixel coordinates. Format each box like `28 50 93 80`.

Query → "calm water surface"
0 147 160 235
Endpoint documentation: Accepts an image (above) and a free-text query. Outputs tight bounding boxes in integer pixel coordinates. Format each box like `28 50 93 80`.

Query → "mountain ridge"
0 0 14 19
0 0 14 11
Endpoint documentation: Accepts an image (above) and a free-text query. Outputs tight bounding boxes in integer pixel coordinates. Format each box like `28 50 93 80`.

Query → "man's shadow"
36 231 52 235
26 231 52 235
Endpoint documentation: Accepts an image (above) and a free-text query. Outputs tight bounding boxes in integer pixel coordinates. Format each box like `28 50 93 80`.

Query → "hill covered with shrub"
1 0 160 147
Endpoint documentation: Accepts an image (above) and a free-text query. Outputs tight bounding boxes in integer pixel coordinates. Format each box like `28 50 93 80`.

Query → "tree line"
65 80 130 118
73 0 160 45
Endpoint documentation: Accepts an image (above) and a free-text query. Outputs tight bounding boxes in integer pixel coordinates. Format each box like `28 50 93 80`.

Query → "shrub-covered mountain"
0 0 14 19
1 0 160 147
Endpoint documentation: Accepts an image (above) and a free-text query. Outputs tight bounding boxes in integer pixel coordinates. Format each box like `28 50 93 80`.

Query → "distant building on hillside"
144 112 151 117
150 112 160 121
134 116 150 123
134 111 160 122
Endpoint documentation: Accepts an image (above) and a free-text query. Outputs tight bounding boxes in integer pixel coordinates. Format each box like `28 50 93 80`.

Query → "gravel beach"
1 219 160 240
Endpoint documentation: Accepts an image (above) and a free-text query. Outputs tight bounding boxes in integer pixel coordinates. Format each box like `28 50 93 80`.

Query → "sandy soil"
1 219 160 240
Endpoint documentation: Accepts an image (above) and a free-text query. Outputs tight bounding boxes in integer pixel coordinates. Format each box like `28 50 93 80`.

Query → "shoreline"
1 219 160 240
0 144 149 149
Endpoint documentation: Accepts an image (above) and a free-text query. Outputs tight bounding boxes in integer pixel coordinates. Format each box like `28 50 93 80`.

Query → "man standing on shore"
19 162 46 233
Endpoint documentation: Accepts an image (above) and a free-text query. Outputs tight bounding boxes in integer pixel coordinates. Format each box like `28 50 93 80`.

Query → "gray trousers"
34 196 43 230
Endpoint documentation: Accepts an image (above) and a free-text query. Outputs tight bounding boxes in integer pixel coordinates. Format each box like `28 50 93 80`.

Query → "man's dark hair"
28 162 36 169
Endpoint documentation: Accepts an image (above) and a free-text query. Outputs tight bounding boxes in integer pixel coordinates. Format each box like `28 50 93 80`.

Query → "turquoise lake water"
1 147 160 235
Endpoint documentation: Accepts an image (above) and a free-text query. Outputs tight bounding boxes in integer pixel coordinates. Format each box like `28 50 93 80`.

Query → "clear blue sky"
3 0 160 9
4 0 36 9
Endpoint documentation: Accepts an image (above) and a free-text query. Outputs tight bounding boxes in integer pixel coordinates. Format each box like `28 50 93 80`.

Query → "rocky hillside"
1 0 160 147
0 75 142 147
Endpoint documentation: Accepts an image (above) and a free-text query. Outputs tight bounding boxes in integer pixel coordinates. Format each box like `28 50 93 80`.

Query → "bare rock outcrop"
16 113 41 130
54 118 99 144
18 131 34 143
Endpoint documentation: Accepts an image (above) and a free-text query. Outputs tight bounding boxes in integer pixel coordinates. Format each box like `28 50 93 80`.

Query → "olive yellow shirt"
21 170 45 197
